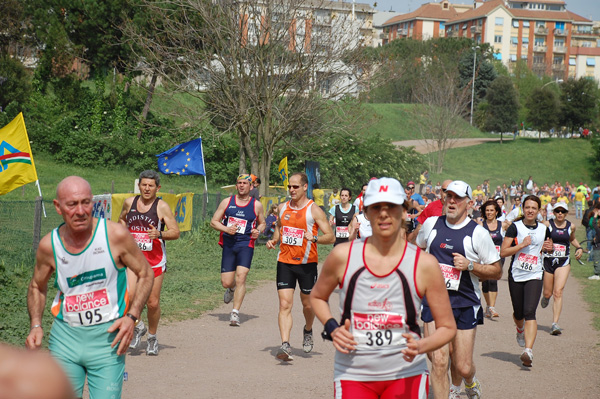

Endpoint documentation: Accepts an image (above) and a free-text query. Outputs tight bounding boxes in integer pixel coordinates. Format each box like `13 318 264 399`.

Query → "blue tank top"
425 216 480 308
220 196 257 247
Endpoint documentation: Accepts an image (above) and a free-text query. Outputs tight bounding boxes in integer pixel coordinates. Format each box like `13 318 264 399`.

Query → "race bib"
495 245 501 256
351 311 407 351
440 263 461 291
132 232 152 251
336 226 349 238
516 253 538 272
227 216 248 234
551 244 567 257
63 288 112 327
281 226 304 246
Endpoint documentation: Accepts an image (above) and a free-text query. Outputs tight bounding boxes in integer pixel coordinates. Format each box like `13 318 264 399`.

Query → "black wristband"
321 318 340 341
125 313 139 324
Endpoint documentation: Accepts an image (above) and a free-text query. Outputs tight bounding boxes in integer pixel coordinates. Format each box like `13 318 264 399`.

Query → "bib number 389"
351 311 407 351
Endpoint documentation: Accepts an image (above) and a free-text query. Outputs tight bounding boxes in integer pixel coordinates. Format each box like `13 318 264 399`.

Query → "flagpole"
200 138 208 203
35 180 47 217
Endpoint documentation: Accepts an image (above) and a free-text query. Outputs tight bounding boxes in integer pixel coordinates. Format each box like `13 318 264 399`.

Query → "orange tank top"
278 200 319 264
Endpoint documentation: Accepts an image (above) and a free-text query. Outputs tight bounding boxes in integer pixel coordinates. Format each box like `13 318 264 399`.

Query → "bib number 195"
77 309 103 325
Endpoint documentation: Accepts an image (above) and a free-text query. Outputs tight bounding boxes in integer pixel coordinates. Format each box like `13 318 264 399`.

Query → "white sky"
368 0 600 21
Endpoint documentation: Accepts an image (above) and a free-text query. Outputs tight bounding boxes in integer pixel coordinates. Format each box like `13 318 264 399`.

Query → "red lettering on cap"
379 185 388 192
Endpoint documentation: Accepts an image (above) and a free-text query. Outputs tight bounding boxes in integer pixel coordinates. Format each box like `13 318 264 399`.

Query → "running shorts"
334 373 429 399
221 244 254 273
421 305 483 330
152 263 166 278
543 257 570 274
276 261 318 294
49 319 125 399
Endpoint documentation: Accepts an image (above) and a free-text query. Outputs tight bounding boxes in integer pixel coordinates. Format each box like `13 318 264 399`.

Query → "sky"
368 0 600 21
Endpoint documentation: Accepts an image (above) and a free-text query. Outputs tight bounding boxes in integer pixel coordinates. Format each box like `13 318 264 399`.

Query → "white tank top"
334 239 428 382
51 219 129 327
510 220 547 282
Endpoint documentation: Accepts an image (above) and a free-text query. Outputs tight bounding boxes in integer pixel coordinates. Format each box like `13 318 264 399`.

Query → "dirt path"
122 254 600 398
394 138 503 154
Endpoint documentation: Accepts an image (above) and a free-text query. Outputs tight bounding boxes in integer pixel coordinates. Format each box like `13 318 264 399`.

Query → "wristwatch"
159 231 163 239
312 236 318 244
126 313 140 325
467 261 474 271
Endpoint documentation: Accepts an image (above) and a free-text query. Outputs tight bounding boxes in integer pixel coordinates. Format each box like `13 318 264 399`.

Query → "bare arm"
210 197 237 236
570 226 583 260
305 203 335 245
310 243 357 353
500 234 529 258
156 200 180 240
252 201 267 239
106 222 154 355
25 234 55 350
118 197 133 227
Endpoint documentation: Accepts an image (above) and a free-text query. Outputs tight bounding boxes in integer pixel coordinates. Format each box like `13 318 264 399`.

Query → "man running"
119 170 180 355
210 174 266 326
26 176 154 399
266 172 334 361
416 180 501 399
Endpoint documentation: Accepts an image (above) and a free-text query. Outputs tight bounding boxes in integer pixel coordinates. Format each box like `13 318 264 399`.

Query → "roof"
382 2 460 26
446 0 504 24
507 0 565 4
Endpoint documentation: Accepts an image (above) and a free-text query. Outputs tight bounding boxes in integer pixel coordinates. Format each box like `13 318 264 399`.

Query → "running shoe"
540 296 550 308
276 342 294 361
230 311 240 327
588 275 600 280
489 306 499 318
520 348 533 367
129 320 147 349
516 329 525 347
484 306 491 319
146 335 159 356
465 377 482 399
449 384 461 399
551 323 562 335
223 288 234 304
303 327 314 353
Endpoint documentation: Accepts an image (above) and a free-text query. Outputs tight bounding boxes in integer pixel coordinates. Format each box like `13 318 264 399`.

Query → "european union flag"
156 138 206 176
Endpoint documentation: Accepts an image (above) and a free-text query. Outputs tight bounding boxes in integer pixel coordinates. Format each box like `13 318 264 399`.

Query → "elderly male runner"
119 170 180 355
416 180 501 399
26 176 154 399
210 174 266 326
266 172 334 361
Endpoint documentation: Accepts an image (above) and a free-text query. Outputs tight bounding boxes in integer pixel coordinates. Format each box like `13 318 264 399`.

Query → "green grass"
571 226 600 332
363 103 488 141
427 137 597 188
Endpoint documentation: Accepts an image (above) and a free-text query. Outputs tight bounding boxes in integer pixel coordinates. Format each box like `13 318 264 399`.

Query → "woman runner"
479 200 504 319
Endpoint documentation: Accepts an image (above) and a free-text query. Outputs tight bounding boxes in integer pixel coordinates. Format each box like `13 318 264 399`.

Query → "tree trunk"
238 141 246 174
137 72 158 139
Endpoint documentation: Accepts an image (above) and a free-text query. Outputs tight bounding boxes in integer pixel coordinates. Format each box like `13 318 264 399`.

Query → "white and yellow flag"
278 157 288 189
0 113 39 195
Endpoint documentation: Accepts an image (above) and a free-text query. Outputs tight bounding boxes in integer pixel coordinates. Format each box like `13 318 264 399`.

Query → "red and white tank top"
125 196 166 268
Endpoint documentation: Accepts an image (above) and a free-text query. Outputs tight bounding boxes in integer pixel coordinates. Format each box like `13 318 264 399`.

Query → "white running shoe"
230 311 240 327
223 288 235 304
129 320 147 349
516 329 525 347
146 335 159 356
520 348 533 367
588 275 600 280
484 306 491 319
302 327 314 353
449 384 461 399
465 377 482 399
489 306 499 318
276 342 294 361
551 323 562 335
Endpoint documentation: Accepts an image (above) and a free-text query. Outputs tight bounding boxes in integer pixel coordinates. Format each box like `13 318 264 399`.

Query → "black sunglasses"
554 209 567 214
407 186 415 190
288 185 301 189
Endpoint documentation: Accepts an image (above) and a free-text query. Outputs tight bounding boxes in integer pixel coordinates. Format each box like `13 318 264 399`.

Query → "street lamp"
470 45 480 126
541 79 563 89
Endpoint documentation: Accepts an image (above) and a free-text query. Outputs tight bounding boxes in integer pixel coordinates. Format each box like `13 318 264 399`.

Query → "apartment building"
443 0 600 80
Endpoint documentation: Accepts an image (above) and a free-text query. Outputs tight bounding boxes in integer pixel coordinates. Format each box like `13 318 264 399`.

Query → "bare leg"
232 266 250 311
299 292 315 331
424 320 450 398
278 289 294 343
147 273 164 335
488 291 498 307
542 271 554 302
451 328 477 384
551 265 570 324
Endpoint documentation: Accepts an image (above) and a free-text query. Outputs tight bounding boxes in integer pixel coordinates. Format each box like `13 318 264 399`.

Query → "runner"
328 188 358 246
266 172 335 361
26 176 154 399
119 170 180 355
540 202 583 335
416 180 501 399
353 183 368 213
500 195 553 367
210 174 266 326
310 177 456 399
313 183 326 213
479 200 505 319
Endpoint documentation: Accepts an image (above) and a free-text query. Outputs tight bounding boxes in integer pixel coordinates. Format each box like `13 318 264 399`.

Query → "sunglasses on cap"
288 185 301 190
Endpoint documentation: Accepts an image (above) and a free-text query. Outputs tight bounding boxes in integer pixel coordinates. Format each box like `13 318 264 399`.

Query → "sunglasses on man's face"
288 185 301 190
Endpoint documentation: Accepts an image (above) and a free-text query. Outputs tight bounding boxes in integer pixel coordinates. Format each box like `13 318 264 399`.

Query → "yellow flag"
0 113 39 195
278 157 288 188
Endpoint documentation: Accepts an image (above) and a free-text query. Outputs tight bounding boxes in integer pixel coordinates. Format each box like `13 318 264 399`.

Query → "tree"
559 78 600 132
483 76 519 138
0 56 31 110
0 0 27 55
126 0 369 194
526 87 560 143
458 44 497 115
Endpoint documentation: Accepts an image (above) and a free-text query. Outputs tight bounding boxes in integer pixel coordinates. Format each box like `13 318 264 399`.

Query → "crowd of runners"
19 171 599 399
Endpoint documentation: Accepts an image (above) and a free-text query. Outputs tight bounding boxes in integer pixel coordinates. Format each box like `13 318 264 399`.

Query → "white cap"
553 202 568 211
445 180 473 200
363 177 407 207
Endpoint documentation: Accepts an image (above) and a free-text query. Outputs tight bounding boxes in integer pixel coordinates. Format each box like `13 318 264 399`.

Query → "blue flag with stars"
156 138 206 176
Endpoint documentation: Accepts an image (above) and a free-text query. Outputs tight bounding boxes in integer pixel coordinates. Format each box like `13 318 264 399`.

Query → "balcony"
552 64 566 72
535 27 549 35
397 28 407 36
532 63 547 72
554 29 568 36
446 30 457 37
553 45 567 53
470 26 482 34
533 45 547 52
572 29 596 38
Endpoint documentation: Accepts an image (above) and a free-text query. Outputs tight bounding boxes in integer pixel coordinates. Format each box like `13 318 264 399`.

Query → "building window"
554 56 564 65
569 57 576 66
554 39 565 47
510 54 517 62
463 23 468 29
522 54 528 60
512 20 519 28
440 22 445 31
534 55 545 64
494 52 502 60
535 38 545 46
523 21 530 28
496 17 504 26
588 58 596 66
494 35 502 43
511 37 518 45
582 41 592 48
522 37 529 44
536 21 546 28
556 22 565 30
